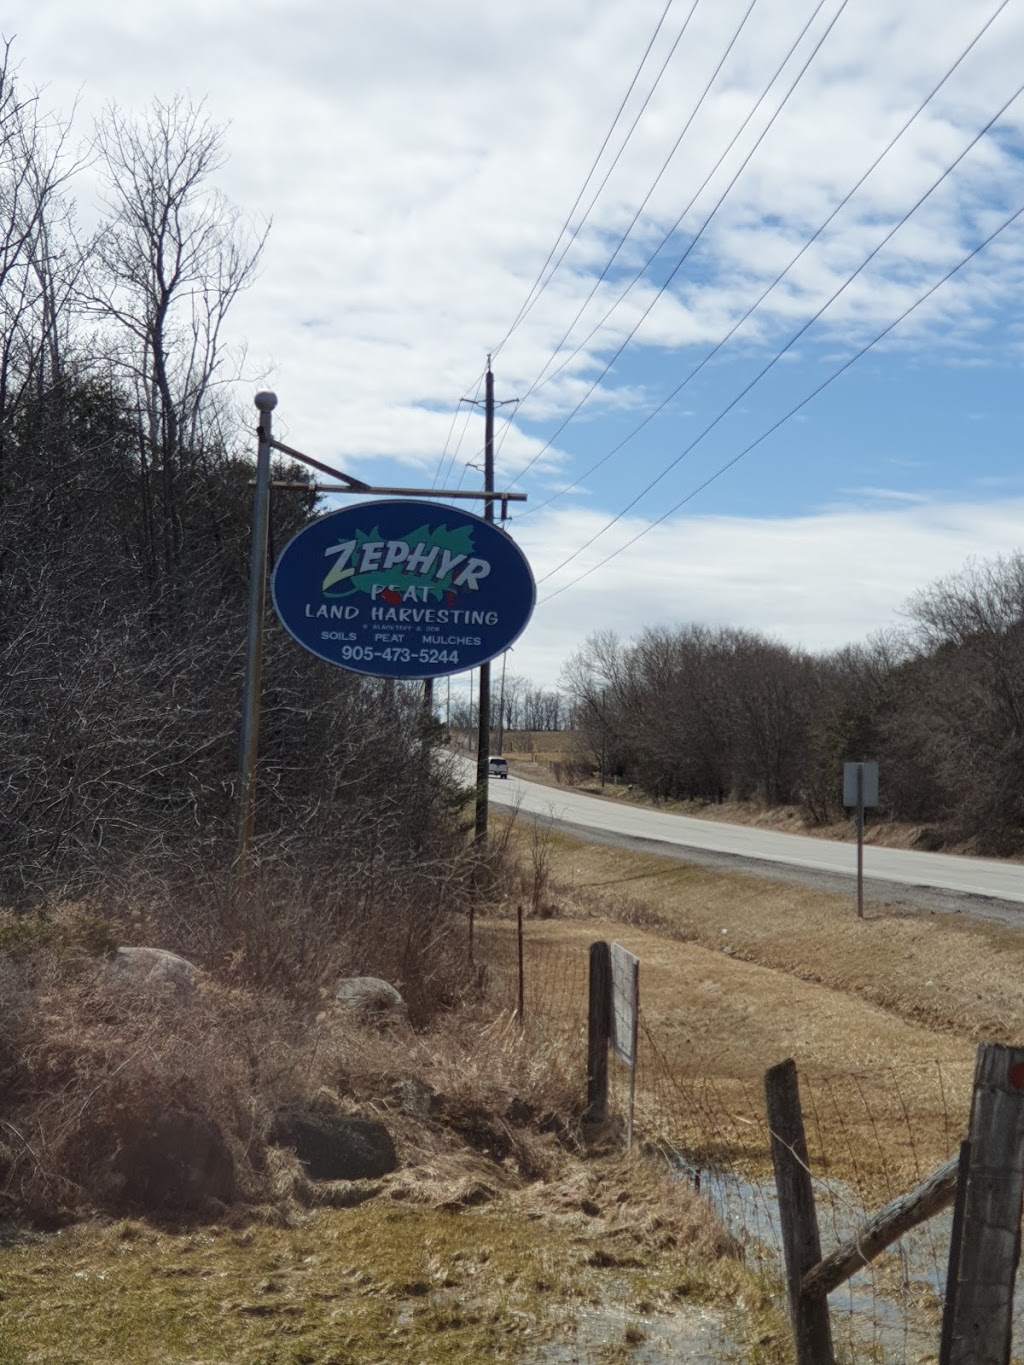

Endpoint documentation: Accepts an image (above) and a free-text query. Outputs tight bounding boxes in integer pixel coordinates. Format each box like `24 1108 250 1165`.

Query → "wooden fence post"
946 1043 1024 1365
765 1059 836 1365
586 941 611 1123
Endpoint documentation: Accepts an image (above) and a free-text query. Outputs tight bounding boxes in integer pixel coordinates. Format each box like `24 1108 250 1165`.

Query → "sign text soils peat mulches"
271 500 536 679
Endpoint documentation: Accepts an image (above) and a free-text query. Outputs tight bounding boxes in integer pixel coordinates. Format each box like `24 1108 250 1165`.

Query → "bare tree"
86 96 268 596
0 43 79 525
896 555 1024 850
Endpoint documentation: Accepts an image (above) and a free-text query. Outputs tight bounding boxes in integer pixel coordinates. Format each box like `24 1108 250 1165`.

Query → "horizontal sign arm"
262 480 528 503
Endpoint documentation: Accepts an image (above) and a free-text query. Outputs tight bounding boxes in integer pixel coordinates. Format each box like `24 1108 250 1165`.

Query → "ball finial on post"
254 390 278 412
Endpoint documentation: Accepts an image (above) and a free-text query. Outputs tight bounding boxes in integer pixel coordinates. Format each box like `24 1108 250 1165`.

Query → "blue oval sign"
271 499 536 678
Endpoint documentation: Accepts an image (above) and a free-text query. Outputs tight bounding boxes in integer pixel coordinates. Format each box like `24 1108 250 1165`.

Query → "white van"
488 757 509 778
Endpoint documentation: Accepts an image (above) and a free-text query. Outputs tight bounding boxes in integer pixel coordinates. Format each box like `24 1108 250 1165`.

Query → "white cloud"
12 0 1024 467
504 495 1024 686
9 0 1024 704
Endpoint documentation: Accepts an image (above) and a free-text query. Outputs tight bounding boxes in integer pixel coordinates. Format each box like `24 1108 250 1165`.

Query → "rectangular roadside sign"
609 942 639 1066
843 761 879 808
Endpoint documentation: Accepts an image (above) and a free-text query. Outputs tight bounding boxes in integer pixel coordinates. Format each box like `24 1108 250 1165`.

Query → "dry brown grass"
0 1150 759 1365
480 823 1024 1191
549 836 1024 1046
0 900 765 1363
0 899 595 1227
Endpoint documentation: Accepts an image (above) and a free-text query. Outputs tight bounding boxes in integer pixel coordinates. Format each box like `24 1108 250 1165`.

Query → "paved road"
470 765 1024 914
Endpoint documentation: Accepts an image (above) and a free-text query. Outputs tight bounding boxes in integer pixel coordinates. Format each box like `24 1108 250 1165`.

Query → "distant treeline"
449 675 566 734
560 553 1024 855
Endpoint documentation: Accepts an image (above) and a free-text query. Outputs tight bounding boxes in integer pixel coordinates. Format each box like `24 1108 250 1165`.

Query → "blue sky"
11 0 1024 689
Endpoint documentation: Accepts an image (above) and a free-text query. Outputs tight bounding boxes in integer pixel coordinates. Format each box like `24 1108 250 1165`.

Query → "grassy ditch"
485 820 1024 1194
0 893 778 1364
0 1157 777 1365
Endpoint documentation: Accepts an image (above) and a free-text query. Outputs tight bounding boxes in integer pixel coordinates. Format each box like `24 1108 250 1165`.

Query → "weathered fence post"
765 1059 836 1365
945 1043 1024 1365
586 941 611 1122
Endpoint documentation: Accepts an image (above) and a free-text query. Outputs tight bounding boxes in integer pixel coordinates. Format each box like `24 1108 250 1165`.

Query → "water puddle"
530 1301 743 1363
671 1151 1024 1364
396 1277 745 1363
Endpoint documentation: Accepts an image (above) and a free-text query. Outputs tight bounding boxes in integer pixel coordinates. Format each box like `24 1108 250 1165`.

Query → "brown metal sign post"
236 391 276 875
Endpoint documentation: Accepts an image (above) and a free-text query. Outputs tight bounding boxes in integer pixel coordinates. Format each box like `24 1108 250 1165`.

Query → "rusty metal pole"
856 762 865 919
236 391 277 871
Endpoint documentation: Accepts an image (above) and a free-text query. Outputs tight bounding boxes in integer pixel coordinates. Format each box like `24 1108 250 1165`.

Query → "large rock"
102 947 200 1001
269 1107 398 1181
107 1108 235 1213
333 976 406 1021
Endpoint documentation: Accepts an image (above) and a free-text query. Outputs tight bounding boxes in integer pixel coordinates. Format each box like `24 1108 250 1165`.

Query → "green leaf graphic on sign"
323 522 477 601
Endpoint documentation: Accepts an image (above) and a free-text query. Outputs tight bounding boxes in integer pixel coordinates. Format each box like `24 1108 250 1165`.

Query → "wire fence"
479 920 1024 1364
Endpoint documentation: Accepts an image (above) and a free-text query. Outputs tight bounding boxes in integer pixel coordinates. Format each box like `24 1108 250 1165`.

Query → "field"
478 823 1024 1359
4 819 1024 1363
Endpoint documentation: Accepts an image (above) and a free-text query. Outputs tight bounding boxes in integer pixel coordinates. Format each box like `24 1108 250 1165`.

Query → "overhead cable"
538 196 1024 605
431 378 477 488
520 0 1011 516
434 368 486 490
503 0 851 488
507 0 823 434
492 0 700 359
535 69 1024 586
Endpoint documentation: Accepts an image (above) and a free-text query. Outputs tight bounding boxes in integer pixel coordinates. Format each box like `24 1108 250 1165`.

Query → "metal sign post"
610 942 640 1149
236 391 276 870
843 761 879 919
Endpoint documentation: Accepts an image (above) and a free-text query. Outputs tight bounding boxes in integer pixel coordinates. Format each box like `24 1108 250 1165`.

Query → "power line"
501 0 758 357
505 0 824 447
519 0 1012 518
521 0 832 408
535 69 1024 586
502 0 852 489
537 198 1024 606
431 382 476 488
492 0 693 360
435 369 486 490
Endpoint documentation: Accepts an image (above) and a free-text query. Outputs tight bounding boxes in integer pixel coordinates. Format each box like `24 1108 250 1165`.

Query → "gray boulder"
106 1108 235 1213
103 946 200 1001
269 1107 398 1181
333 975 406 1020
389 1077 442 1117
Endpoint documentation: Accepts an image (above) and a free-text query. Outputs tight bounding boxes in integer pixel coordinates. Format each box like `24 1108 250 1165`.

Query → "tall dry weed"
0 898 588 1225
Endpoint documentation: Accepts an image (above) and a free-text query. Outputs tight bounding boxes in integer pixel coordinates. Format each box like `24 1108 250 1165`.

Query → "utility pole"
497 650 509 759
474 360 495 845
